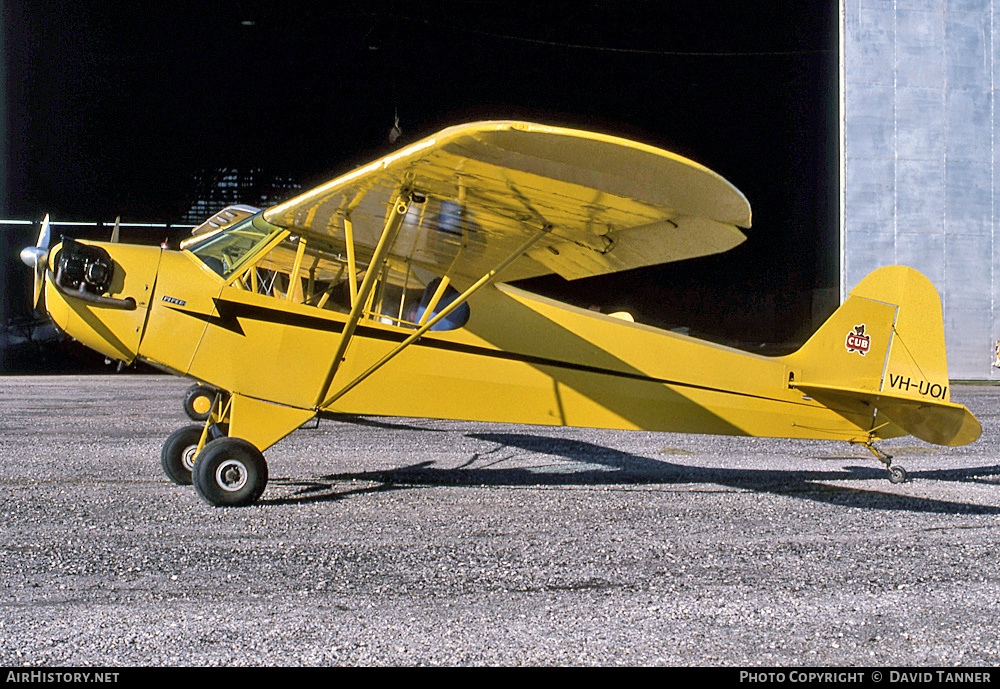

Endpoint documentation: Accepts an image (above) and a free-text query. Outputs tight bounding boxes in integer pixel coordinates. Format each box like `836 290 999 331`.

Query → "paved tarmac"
1 374 999 666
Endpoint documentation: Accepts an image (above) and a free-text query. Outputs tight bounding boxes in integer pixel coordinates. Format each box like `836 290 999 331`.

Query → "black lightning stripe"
165 298 810 408
169 299 348 337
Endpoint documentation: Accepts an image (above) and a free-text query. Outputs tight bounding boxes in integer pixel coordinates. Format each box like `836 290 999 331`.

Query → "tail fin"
785 265 980 446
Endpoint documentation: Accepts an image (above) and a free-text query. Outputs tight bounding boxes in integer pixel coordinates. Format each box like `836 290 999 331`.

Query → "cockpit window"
194 214 472 332
186 215 277 277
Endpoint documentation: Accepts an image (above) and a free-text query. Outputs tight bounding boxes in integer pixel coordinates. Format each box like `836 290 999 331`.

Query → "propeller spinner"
19 214 51 310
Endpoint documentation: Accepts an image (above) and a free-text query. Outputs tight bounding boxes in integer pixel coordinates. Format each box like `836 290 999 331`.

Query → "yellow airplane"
21 121 981 506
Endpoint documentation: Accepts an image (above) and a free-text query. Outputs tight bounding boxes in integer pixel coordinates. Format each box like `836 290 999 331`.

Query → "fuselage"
41 228 889 449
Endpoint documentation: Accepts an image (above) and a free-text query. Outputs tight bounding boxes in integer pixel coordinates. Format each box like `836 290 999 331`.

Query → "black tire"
183 384 219 422
160 425 204 486
888 465 908 484
192 437 268 507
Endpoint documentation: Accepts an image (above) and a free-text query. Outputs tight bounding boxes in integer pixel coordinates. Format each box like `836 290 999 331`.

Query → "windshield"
186 215 278 277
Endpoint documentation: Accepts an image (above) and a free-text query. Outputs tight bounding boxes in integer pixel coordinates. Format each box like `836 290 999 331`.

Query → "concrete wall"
843 0 999 379
1 1 7 370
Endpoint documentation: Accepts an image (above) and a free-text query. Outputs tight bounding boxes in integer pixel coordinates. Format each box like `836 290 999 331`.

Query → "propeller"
110 215 120 243
19 214 52 310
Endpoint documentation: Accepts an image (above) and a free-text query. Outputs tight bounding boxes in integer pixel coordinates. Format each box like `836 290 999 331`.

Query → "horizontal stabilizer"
796 382 981 447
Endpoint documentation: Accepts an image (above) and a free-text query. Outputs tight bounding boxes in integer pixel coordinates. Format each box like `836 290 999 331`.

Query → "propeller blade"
19 214 52 310
37 213 50 249
32 267 45 311
110 216 120 243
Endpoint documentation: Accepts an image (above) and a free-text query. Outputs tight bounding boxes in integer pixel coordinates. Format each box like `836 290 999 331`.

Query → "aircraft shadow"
318 413 448 433
264 432 1000 514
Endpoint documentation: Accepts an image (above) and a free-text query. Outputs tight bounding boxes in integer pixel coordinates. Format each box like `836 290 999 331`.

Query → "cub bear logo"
845 324 870 356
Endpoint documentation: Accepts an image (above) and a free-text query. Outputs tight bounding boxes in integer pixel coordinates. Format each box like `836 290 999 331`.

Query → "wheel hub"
216 459 248 492
192 395 212 415
182 445 199 472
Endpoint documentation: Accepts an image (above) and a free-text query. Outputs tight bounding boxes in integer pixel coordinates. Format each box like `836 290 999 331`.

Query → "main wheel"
183 384 220 422
192 437 268 507
160 425 204 486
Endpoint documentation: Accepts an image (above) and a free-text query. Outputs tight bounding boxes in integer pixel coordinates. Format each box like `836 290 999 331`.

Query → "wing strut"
417 275 452 327
343 216 359 307
314 188 414 407
318 224 551 409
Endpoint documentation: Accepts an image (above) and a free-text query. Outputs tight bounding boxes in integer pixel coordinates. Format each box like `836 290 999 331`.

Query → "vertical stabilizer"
785 266 979 446
848 266 950 402
791 265 950 401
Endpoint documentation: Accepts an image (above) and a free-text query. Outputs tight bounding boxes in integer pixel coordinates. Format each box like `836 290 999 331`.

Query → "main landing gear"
853 439 908 484
164 390 315 506
161 390 271 507
161 428 268 507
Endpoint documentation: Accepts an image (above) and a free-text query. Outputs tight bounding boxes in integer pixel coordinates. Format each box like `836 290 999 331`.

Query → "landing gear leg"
853 439 907 484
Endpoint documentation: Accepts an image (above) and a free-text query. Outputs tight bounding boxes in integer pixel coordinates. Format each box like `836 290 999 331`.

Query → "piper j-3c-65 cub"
21 121 981 506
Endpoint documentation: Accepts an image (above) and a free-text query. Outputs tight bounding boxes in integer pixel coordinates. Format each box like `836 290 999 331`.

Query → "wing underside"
263 121 751 285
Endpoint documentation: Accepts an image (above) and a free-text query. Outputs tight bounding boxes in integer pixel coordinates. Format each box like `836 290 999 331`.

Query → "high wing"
263 121 751 285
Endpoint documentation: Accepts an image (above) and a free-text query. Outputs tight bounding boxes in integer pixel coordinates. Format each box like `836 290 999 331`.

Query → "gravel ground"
1 375 999 667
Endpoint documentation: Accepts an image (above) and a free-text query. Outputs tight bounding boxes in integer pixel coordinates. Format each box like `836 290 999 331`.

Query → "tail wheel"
183 384 223 422
888 465 908 484
192 437 268 507
160 425 204 486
